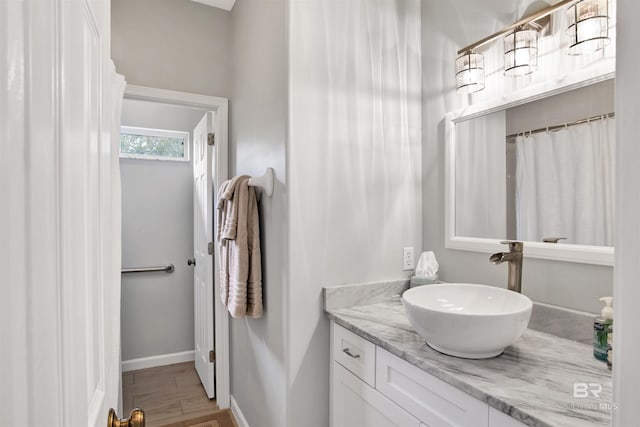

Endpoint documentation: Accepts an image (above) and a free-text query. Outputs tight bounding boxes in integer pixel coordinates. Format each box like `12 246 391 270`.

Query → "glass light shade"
504 28 538 76
456 52 485 94
566 0 610 55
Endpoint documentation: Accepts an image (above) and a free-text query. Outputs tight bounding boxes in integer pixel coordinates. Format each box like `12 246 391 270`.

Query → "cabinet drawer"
332 362 421 427
332 323 376 387
376 347 489 427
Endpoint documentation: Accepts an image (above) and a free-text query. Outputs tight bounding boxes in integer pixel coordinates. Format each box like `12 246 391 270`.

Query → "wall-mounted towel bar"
248 167 274 197
121 264 175 274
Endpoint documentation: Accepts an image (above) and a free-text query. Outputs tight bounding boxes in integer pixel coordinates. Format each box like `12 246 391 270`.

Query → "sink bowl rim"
402 283 533 317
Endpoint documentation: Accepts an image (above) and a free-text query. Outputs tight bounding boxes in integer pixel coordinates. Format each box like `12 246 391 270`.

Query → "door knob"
187 258 196 266
108 408 145 427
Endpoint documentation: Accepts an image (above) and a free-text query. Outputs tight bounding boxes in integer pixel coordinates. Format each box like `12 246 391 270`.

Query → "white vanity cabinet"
332 362 421 427
331 324 420 427
330 322 528 427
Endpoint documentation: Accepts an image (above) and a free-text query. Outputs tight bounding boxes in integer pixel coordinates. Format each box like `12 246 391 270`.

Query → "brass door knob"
108 408 145 427
187 258 196 266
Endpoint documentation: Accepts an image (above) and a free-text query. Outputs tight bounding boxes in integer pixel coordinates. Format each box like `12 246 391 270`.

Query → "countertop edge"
327 311 554 427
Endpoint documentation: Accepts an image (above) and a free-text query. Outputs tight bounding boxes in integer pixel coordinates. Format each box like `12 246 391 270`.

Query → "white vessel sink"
402 284 532 359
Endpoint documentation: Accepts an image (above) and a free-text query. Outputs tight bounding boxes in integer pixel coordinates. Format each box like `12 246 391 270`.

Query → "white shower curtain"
515 117 615 246
455 111 507 239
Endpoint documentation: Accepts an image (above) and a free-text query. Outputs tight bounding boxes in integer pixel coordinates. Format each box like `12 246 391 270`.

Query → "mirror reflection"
455 79 615 247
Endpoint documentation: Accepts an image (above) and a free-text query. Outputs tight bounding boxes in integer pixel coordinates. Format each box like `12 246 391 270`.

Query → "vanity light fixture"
454 0 613 94
455 52 485 94
566 0 610 55
504 26 539 76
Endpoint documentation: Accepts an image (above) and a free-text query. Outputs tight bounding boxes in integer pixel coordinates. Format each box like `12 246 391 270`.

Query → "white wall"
421 0 614 314
613 0 640 423
120 100 209 361
287 1 422 425
112 0 231 97
228 0 288 426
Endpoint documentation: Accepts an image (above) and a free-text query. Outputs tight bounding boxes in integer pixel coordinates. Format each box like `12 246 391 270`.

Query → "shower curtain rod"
506 112 615 142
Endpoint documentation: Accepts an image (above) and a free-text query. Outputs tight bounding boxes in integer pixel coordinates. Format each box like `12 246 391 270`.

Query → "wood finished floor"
122 362 235 427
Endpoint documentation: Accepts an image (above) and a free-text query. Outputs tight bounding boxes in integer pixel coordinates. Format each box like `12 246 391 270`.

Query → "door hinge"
207 132 215 146
209 350 216 363
208 242 213 255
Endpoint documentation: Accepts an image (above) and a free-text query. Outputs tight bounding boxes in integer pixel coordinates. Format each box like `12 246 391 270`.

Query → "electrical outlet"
403 247 415 271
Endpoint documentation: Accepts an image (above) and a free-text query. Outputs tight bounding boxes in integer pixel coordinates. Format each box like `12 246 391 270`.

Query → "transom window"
120 126 190 161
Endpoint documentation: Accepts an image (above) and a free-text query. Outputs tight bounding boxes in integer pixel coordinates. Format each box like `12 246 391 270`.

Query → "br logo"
573 383 603 399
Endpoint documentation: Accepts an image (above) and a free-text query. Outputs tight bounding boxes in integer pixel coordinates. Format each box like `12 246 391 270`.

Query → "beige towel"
218 175 249 241
216 176 263 318
245 186 262 317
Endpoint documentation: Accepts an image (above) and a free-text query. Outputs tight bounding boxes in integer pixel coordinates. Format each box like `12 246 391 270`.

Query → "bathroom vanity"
323 3 617 425
326 284 612 427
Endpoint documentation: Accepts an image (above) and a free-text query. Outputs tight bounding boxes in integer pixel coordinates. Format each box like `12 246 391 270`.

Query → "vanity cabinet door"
376 348 489 427
332 362 421 427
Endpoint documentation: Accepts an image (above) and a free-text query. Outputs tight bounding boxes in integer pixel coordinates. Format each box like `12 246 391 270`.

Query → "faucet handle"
543 237 567 243
499 240 523 252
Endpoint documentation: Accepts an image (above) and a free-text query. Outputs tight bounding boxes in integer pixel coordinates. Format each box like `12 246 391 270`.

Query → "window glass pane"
120 132 186 159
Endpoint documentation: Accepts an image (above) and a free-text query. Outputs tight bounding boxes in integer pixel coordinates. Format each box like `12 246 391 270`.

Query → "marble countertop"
327 297 613 427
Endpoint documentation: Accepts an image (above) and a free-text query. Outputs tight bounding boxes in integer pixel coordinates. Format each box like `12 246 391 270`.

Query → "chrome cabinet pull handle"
342 348 360 359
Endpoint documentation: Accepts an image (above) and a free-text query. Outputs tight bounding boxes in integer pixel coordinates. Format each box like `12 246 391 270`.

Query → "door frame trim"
122 84 231 409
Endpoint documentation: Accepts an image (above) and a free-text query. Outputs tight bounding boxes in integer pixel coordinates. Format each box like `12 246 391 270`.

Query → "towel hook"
248 168 274 197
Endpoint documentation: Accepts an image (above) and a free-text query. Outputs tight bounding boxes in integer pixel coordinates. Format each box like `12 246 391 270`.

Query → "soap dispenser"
594 297 613 362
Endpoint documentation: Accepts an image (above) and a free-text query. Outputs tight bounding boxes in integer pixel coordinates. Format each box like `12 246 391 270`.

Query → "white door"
193 112 216 398
0 0 122 425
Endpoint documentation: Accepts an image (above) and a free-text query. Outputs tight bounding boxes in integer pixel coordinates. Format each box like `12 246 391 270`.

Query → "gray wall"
421 0 613 315
228 0 288 426
120 99 209 361
113 1 288 421
112 0 231 97
505 79 615 135
112 0 232 361
122 99 210 136
120 160 194 361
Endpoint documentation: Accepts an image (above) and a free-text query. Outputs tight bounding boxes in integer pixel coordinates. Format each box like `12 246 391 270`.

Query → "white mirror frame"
445 65 615 266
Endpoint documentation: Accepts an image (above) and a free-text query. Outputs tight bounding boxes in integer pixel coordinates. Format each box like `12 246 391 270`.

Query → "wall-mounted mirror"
445 74 615 266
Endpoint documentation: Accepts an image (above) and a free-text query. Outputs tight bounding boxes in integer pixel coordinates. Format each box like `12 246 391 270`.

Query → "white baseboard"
230 395 250 427
121 350 194 372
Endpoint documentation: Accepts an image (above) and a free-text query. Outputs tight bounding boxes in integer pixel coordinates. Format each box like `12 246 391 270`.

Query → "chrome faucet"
490 241 523 293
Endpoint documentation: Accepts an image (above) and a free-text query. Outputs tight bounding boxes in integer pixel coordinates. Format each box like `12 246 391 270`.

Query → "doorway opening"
119 86 230 425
